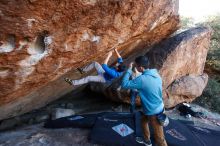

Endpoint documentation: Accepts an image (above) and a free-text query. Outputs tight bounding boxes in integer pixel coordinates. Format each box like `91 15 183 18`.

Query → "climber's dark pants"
130 90 138 113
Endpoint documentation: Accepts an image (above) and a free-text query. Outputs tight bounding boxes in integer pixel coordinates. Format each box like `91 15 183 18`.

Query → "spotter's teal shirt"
121 69 164 115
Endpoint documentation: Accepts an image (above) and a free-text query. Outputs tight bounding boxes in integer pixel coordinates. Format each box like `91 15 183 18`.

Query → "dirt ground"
1 104 220 146
0 124 101 146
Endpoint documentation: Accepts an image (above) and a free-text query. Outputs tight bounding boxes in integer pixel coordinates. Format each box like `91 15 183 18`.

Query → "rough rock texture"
0 0 179 120
148 27 212 108
0 124 97 146
90 27 212 108
166 74 208 107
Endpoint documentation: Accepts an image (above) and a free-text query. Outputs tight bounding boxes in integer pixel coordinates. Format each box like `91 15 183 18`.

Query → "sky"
179 0 220 22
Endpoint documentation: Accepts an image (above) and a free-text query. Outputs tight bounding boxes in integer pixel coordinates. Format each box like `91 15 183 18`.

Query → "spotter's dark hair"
135 56 149 69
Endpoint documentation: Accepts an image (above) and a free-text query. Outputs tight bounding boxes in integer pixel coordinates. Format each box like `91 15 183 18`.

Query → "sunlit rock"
0 0 179 120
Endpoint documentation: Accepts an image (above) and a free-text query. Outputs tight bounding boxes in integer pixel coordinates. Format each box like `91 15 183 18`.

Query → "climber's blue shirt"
121 69 164 115
102 57 123 81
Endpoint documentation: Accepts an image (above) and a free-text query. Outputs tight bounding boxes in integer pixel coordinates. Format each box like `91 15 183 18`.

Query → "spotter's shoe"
136 137 152 146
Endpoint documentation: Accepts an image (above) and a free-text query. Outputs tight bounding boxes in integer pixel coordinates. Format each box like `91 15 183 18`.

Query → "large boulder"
148 27 212 108
166 73 208 107
90 27 212 108
0 0 179 120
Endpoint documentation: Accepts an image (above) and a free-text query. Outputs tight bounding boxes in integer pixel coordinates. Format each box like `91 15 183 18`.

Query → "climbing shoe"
77 68 85 74
64 78 73 85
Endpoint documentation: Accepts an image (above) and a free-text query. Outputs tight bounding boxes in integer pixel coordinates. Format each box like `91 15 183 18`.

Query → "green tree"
191 15 220 113
180 16 195 29
203 15 220 71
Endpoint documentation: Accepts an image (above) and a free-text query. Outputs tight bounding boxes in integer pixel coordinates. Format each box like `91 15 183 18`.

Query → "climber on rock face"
64 48 126 86
121 55 168 146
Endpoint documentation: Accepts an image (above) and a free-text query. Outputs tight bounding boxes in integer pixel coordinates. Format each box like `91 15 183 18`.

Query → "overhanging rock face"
0 0 179 120
90 27 212 108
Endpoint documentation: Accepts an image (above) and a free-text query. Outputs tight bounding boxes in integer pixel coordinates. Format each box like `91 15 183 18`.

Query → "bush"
194 78 220 113
181 15 220 113
203 15 220 71
180 16 195 30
